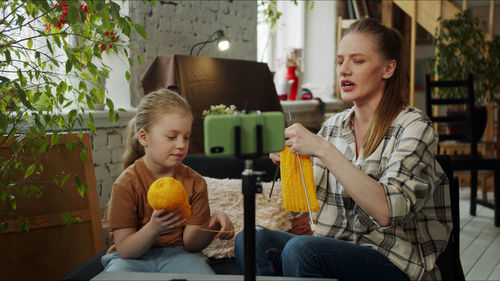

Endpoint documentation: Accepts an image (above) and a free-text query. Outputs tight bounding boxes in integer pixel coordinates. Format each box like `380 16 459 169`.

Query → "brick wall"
93 0 257 212
93 1 257 243
128 0 257 106
90 110 135 214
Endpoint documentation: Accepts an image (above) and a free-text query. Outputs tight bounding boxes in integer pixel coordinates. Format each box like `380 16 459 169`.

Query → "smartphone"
204 111 285 157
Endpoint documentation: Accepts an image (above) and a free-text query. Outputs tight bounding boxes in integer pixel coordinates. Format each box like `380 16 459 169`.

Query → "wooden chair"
435 155 465 281
0 133 104 280
425 73 481 216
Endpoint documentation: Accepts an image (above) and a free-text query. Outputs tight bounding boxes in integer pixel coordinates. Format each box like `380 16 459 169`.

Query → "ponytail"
123 117 145 170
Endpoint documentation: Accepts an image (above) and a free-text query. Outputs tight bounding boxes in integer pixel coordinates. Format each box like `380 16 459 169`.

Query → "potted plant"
1 1 155 278
430 9 500 141
0 0 151 232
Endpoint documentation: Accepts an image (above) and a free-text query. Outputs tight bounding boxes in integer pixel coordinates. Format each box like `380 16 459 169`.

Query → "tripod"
240 159 265 281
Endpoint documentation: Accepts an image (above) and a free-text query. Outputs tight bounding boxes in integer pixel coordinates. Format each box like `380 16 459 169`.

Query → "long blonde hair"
123 89 192 169
343 18 409 158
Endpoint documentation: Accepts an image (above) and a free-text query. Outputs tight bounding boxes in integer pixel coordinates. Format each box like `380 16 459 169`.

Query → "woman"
234 18 452 281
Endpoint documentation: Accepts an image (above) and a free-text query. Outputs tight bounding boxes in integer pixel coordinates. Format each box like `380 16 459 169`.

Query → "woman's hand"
209 211 234 240
148 209 185 234
285 123 326 157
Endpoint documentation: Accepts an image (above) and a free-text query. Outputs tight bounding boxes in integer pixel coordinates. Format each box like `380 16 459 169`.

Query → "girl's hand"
209 211 234 240
269 152 280 165
148 209 185 234
285 123 325 157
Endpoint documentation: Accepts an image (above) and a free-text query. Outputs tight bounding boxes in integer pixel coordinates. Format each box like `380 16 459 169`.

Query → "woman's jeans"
101 246 214 274
234 226 410 280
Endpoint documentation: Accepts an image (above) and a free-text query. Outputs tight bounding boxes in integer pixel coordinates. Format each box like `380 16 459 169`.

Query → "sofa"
62 154 297 280
62 155 463 280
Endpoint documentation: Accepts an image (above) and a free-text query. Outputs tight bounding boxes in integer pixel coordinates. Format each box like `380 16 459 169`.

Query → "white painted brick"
108 162 123 181
94 164 110 182
208 1 219 13
196 10 216 25
99 178 114 198
129 0 257 106
98 193 111 212
93 148 112 166
122 129 131 145
111 148 125 164
107 133 122 149
91 130 107 150
158 16 172 33
198 23 218 37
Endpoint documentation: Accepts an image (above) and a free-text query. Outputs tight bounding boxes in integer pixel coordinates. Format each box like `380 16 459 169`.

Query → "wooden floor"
459 188 500 280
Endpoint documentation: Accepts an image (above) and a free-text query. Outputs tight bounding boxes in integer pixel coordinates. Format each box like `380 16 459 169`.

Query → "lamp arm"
194 37 219 56
189 30 223 56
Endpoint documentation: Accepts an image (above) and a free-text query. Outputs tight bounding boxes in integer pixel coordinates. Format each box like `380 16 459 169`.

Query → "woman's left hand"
209 211 234 240
285 123 325 157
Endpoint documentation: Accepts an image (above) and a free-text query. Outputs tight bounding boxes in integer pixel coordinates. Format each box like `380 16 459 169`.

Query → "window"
257 1 338 100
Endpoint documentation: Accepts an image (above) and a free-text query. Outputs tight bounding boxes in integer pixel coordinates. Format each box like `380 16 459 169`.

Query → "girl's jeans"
234 226 410 280
101 246 214 274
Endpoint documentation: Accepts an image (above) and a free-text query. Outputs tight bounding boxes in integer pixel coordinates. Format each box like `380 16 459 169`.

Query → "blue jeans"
234 226 410 280
101 246 214 274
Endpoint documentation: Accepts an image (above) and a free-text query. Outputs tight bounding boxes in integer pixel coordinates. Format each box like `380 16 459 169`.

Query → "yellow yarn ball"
147 177 189 211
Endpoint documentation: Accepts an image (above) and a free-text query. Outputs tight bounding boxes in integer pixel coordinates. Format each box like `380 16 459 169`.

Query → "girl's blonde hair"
123 89 192 169
344 18 409 158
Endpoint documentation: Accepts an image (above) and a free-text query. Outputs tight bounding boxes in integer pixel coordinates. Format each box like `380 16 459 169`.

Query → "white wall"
128 0 257 106
303 1 337 99
101 1 131 109
267 1 337 100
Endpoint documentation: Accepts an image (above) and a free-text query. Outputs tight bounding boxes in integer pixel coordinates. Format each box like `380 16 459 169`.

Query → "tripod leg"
242 160 259 281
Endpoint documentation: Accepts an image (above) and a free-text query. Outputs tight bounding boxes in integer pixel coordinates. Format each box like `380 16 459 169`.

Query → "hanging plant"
258 0 314 30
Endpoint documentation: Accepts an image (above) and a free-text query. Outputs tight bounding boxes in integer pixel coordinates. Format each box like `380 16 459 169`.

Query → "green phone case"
204 111 285 157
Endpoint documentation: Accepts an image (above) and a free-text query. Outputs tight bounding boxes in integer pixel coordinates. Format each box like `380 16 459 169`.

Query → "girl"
235 18 452 281
102 89 234 274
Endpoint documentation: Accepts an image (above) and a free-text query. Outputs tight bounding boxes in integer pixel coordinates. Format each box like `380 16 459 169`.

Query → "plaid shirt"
313 106 452 281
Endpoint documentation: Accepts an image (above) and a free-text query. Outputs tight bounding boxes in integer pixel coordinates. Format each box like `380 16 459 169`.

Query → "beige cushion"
201 177 292 259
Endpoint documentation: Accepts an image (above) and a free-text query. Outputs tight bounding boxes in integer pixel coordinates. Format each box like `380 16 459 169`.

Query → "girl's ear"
382 59 397 80
137 128 148 147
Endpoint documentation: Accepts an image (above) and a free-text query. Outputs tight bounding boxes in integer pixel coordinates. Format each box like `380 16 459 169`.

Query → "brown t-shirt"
102 158 211 254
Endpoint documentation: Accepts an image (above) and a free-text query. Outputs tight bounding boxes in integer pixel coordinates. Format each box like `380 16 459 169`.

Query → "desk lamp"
189 29 230 56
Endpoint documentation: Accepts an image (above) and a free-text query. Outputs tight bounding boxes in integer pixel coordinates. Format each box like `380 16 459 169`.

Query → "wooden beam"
335 16 357 99
393 0 460 37
485 0 495 142
488 0 494 40
409 1 417 107
381 1 394 27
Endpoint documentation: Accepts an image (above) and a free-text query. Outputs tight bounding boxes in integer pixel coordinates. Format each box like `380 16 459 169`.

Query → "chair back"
0 133 104 280
435 155 465 281
425 73 477 157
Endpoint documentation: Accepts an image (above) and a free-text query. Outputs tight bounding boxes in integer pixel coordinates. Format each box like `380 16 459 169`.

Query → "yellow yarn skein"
280 146 319 213
147 177 191 222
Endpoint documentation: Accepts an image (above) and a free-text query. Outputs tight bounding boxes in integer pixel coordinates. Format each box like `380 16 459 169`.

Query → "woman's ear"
137 128 148 147
382 59 397 80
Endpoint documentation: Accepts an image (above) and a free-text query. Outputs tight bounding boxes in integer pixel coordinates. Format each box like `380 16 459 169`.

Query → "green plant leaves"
1 0 152 231
62 212 73 227
134 23 147 39
0 111 8 134
432 9 499 104
24 163 37 179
